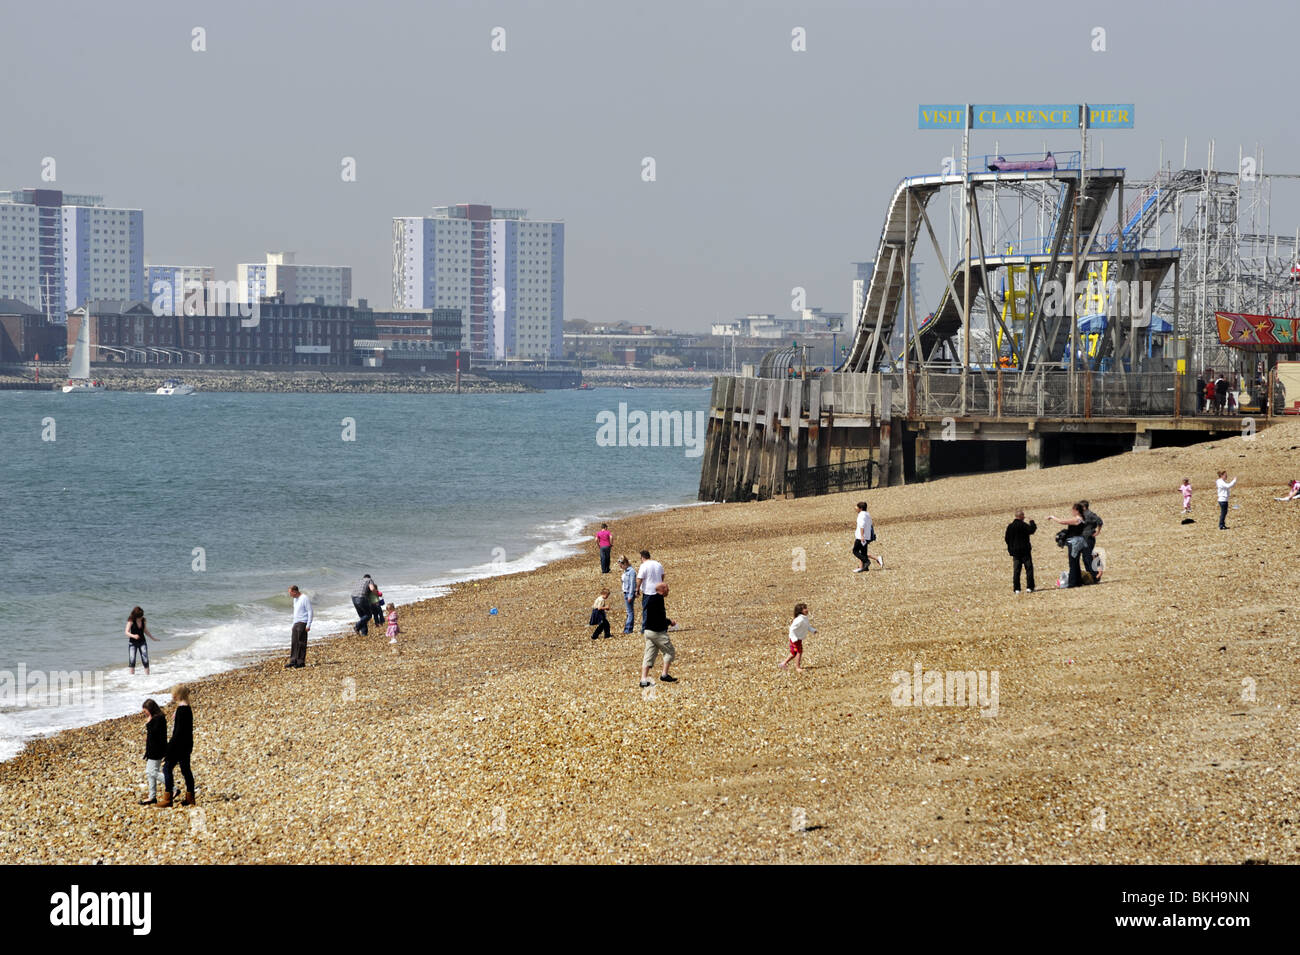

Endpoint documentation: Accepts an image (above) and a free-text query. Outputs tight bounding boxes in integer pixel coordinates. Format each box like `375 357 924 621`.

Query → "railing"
785 459 876 498
975 150 1081 172
715 369 1194 420
907 370 1194 418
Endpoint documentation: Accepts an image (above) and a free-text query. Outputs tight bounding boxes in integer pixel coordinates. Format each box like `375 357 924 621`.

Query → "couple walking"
139 684 196 808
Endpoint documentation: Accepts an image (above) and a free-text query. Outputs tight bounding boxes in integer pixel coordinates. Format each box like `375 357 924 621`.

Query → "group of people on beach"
1001 500 1104 593
586 518 861 679
114 456 1280 808
998 465 1280 595
1197 372 1238 415
1175 470 1242 529
286 575 400 670
585 536 678 685
349 573 400 648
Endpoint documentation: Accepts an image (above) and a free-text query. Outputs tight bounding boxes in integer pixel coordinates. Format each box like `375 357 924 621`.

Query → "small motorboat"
156 378 196 396
62 379 104 394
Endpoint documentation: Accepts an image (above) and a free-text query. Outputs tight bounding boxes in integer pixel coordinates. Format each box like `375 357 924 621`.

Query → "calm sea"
0 387 709 759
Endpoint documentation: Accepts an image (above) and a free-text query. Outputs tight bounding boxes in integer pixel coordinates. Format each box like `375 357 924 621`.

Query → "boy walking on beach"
639 582 677 687
619 556 637 633
1004 509 1036 594
590 588 612 640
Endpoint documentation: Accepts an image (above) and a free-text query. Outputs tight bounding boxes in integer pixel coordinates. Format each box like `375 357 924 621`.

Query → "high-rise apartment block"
393 203 563 360
0 188 143 317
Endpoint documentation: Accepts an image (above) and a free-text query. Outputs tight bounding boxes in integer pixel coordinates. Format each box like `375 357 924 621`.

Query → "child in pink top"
1179 478 1192 515
385 604 399 646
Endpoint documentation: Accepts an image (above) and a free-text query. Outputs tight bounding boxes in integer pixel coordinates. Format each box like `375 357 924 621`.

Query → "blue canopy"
1076 313 1173 335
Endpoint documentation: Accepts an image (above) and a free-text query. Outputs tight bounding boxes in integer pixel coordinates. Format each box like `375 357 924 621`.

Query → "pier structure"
700 145 1297 502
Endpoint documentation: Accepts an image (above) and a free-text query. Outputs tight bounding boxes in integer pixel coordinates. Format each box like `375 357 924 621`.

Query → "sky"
3 0 1298 331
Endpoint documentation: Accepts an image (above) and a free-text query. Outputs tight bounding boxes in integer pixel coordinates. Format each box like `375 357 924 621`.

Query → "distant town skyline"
3 0 1297 331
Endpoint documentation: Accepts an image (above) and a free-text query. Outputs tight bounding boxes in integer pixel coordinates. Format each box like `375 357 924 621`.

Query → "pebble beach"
2 420 1297 864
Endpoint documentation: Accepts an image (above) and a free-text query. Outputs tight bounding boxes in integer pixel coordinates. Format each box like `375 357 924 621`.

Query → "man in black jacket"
1004 509 1036 594
639 582 678 687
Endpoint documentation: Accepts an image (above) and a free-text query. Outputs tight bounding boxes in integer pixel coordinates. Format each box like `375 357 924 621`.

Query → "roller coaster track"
840 169 1128 371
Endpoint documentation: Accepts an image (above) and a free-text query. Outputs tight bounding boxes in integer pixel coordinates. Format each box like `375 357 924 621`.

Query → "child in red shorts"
780 602 816 672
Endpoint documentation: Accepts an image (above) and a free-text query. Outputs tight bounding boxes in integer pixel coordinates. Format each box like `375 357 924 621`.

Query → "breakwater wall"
0 366 531 394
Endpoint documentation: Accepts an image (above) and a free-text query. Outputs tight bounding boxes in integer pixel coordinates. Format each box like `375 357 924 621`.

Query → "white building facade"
237 252 352 306
62 204 146 310
0 202 41 309
393 204 563 361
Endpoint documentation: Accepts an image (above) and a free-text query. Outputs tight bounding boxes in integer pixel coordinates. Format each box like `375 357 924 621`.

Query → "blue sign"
971 104 1079 129
918 105 966 129
1085 104 1134 128
919 103 1135 130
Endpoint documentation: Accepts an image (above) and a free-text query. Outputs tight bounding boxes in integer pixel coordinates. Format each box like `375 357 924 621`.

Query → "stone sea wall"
582 368 714 388
0 365 530 394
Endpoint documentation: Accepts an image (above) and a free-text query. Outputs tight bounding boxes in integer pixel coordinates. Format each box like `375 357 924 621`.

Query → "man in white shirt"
1216 470 1237 530
853 501 883 573
287 585 313 669
635 550 664 633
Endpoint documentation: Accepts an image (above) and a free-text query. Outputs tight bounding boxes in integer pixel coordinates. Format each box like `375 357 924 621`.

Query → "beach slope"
2 421 1297 864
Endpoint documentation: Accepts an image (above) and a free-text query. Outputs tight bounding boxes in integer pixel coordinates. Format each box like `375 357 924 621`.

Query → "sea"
0 386 710 760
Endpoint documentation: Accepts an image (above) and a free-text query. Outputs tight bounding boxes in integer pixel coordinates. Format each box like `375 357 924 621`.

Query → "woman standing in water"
125 606 158 675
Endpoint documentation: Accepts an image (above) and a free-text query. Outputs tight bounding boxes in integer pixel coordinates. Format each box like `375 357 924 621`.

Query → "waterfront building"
352 301 462 370
237 252 352 306
0 188 143 316
0 203 41 309
0 298 62 361
393 203 563 361
146 264 217 314
65 297 458 368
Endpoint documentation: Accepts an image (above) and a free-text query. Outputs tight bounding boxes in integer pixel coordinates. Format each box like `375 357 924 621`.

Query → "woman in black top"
141 699 167 805
159 684 196 808
125 606 158 675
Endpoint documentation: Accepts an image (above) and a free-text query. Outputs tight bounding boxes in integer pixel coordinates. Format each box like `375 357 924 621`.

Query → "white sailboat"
63 306 105 393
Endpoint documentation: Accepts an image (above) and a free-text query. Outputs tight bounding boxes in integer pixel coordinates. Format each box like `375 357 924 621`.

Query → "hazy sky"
4 0 1297 330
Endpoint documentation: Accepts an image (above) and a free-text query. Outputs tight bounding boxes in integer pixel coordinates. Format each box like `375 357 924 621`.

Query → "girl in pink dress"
1179 478 1192 515
385 604 400 646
